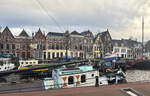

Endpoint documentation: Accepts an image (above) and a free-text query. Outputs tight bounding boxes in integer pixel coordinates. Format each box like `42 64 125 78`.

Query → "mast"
142 16 144 58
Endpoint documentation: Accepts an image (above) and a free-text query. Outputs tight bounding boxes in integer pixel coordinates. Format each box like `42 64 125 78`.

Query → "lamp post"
65 30 69 61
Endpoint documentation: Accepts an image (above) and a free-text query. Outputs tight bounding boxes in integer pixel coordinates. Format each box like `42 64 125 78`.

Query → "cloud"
0 0 149 41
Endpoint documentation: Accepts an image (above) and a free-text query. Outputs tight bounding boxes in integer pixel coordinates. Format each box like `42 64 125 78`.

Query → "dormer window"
121 43 124 47
115 43 118 46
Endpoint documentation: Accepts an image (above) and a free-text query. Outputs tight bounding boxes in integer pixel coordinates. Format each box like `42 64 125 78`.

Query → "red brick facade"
0 27 46 60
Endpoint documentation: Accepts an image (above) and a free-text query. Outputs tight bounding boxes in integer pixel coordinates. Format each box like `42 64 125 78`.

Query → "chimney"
32 32 34 37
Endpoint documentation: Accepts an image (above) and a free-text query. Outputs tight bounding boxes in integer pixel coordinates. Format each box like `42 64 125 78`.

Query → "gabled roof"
1 26 14 38
112 39 141 47
81 30 93 37
47 32 64 36
18 29 29 37
71 30 81 35
99 29 111 42
33 28 45 39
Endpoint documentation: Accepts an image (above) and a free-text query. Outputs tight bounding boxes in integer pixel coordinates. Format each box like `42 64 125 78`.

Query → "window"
43 52 46 60
68 76 74 85
0 44 3 49
57 52 59 58
115 43 118 46
121 54 124 58
52 44 55 49
5 36 9 42
16 44 20 49
22 44 26 50
121 43 124 47
22 52 26 59
91 74 94 77
61 52 63 58
48 44 51 49
75 46 78 50
80 45 82 50
60 44 63 49
91 40 93 43
121 49 126 53
16 52 20 58
27 45 30 50
115 48 119 52
27 52 30 58
37 45 39 49
81 75 86 83
48 52 50 60
6 44 9 50
71 52 73 57
52 52 55 58
40 44 42 50
12 44 15 49
56 44 59 50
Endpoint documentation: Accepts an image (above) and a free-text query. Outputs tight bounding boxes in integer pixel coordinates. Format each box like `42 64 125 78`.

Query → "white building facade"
112 39 142 59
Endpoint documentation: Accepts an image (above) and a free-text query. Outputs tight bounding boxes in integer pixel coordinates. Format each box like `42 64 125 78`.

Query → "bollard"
95 76 99 87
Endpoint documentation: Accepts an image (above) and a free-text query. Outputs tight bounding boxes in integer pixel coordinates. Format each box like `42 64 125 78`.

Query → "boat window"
91 74 94 77
68 76 74 85
81 75 86 83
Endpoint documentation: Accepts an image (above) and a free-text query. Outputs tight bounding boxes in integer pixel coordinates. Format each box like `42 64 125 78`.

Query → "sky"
0 0 149 42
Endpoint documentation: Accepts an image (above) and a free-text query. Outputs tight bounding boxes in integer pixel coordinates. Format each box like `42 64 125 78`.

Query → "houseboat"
43 65 126 90
44 65 99 89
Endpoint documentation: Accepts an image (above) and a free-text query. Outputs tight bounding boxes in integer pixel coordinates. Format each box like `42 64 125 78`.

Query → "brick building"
70 31 84 59
15 29 33 59
32 28 46 60
44 31 67 60
0 27 33 59
0 26 16 57
81 30 94 59
0 26 113 60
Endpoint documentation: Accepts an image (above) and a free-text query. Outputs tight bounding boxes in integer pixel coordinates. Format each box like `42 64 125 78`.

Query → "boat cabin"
44 65 99 89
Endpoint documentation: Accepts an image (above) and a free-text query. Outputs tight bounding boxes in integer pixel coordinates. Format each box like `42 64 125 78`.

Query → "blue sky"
0 0 149 41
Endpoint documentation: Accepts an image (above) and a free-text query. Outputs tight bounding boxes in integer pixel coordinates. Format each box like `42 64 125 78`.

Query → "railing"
0 76 97 94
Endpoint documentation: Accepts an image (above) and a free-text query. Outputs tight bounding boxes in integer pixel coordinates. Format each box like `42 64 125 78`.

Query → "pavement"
1 82 150 96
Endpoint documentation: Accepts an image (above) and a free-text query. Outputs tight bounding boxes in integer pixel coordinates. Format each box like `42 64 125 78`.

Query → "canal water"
126 70 150 82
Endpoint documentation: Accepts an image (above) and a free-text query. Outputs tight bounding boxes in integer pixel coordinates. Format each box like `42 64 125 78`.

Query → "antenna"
142 16 144 58
0 26 2 32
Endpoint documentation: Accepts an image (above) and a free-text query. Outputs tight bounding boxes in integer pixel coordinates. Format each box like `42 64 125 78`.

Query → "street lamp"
65 30 70 61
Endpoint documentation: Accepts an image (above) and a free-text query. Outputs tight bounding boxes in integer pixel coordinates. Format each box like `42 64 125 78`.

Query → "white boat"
43 64 126 90
0 58 15 72
44 65 99 89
